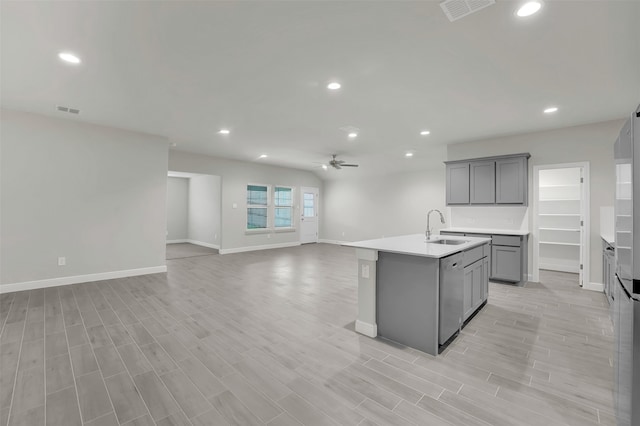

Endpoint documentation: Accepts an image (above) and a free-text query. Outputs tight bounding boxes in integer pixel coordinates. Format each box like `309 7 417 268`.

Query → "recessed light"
543 107 558 114
327 82 341 90
348 132 358 138
218 129 230 135
322 164 328 170
405 152 414 157
259 154 268 158
58 52 81 64
420 130 430 136
516 1 542 17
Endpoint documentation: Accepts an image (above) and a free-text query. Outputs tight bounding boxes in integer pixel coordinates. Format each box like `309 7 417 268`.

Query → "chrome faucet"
426 209 445 240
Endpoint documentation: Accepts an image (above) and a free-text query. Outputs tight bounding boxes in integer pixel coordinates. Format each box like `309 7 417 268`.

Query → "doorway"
300 187 319 244
532 163 589 286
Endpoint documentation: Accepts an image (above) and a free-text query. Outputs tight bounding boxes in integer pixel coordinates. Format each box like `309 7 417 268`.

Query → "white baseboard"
220 242 300 255
318 239 348 245
167 239 220 250
0 265 167 294
583 282 604 292
355 320 377 338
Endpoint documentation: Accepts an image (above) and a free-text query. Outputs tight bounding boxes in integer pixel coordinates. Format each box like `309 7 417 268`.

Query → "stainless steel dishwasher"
439 252 464 346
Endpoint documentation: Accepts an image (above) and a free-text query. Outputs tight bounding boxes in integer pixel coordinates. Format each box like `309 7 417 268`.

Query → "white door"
300 187 319 244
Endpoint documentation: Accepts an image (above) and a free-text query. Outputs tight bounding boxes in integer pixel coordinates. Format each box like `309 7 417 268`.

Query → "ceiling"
2 1 639 179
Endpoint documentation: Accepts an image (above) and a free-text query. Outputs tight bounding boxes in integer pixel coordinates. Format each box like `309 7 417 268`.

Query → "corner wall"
166 177 189 241
168 151 322 252
188 174 221 247
1 109 169 291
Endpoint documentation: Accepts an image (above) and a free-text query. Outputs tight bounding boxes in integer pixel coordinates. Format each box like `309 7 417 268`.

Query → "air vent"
440 0 495 22
56 105 80 114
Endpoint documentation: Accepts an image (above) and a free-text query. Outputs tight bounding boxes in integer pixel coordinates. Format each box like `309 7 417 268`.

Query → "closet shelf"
539 241 580 247
538 214 581 217
539 227 580 232
539 198 581 201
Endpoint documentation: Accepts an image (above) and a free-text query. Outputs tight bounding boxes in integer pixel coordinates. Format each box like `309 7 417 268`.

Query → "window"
247 184 268 229
274 186 293 228
303 192 315 218
246 184 296 232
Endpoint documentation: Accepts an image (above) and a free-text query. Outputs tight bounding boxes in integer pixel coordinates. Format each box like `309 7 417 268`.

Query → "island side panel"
376 251 440 356
355 248 378 337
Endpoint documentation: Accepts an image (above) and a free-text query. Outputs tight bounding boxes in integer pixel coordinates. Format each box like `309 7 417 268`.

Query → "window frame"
273 185 295 232
246 183 271 234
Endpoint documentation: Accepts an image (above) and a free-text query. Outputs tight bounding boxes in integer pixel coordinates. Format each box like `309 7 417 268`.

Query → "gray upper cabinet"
496 156 527 204
470 161 495 204
445 153 529 206
446 162 470 205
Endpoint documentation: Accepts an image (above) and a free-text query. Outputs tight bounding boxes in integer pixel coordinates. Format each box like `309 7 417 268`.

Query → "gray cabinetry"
491 245 521 282
446 163 470 205
441 230 528 285
496 156 527 204
445 153 529 206
603 239 615 307
470 161 496 204
462 244 489 321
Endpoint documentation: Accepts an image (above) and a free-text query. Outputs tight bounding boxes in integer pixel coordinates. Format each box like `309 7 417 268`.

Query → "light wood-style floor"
166 243 218 260
0 244 614 426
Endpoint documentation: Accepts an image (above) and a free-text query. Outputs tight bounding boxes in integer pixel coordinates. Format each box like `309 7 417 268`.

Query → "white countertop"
343 234 491 259
601 233 615 246
442 227 530 236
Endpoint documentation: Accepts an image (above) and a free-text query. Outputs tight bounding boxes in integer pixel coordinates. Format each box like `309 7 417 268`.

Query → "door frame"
300 186 319 244
532 162 590 287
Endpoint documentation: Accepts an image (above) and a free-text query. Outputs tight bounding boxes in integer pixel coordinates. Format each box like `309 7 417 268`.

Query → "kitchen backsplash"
449 206 529 231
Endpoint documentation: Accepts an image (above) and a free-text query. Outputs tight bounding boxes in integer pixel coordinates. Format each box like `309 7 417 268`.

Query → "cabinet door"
491 245 522 282
496 157 527 204
482 257 489 302
463 265 473 320
470 161 496 204
472 260 483 310
446 163 470 205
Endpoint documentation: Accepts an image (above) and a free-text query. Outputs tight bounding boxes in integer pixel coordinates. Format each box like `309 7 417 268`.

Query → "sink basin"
427 239 467 245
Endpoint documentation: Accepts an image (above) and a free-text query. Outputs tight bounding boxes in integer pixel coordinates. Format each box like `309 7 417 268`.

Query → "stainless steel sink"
427 239 467 245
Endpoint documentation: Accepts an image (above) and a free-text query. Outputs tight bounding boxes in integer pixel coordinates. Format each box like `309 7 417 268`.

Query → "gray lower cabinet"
491 245 521 282
446 162 470 204
603 239 615 308
441 231 528 284
463 259 484 321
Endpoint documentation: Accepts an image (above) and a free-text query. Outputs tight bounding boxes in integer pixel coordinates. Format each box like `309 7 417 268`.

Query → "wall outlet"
58 257 66 266
361 264 370 279
214 233 218 240
232 203 237 209
342 231 345 237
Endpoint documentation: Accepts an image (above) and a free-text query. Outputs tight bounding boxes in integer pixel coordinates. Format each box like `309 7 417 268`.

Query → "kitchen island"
344 234 491 355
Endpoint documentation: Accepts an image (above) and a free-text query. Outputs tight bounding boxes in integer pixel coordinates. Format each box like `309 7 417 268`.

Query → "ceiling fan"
328 154 359 170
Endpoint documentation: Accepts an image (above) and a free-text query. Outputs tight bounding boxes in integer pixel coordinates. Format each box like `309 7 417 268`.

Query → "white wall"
322 168 447 242
168 151 322 252
1 109 169 289
166 177 189 241
188 174 221 247
447 119 623 285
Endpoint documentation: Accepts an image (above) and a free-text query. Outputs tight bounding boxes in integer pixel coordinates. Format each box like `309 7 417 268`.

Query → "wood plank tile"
65 324 88 348
220 373 281 422
45 331 68 359
76 371 113 422
7 405 44 426
160 369 212 418
83 412 119 426
45 386 81 426
156 411 191 426
132 371 180 421
104 372 149 424
116 343 153 377
210 391 262 426
69 344 99 377
276 393 338 426
354 398 414 426
139 342 178 375
94 345 126 378
45 354 74 394
11 366 44 414
177 356 226 399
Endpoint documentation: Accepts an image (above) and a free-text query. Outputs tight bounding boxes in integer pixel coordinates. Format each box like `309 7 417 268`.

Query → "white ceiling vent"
440 0 495 22
56 105 80 114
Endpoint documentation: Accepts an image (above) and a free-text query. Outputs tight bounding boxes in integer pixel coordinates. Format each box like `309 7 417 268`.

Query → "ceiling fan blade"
332 164 342 169
340 164 359 167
